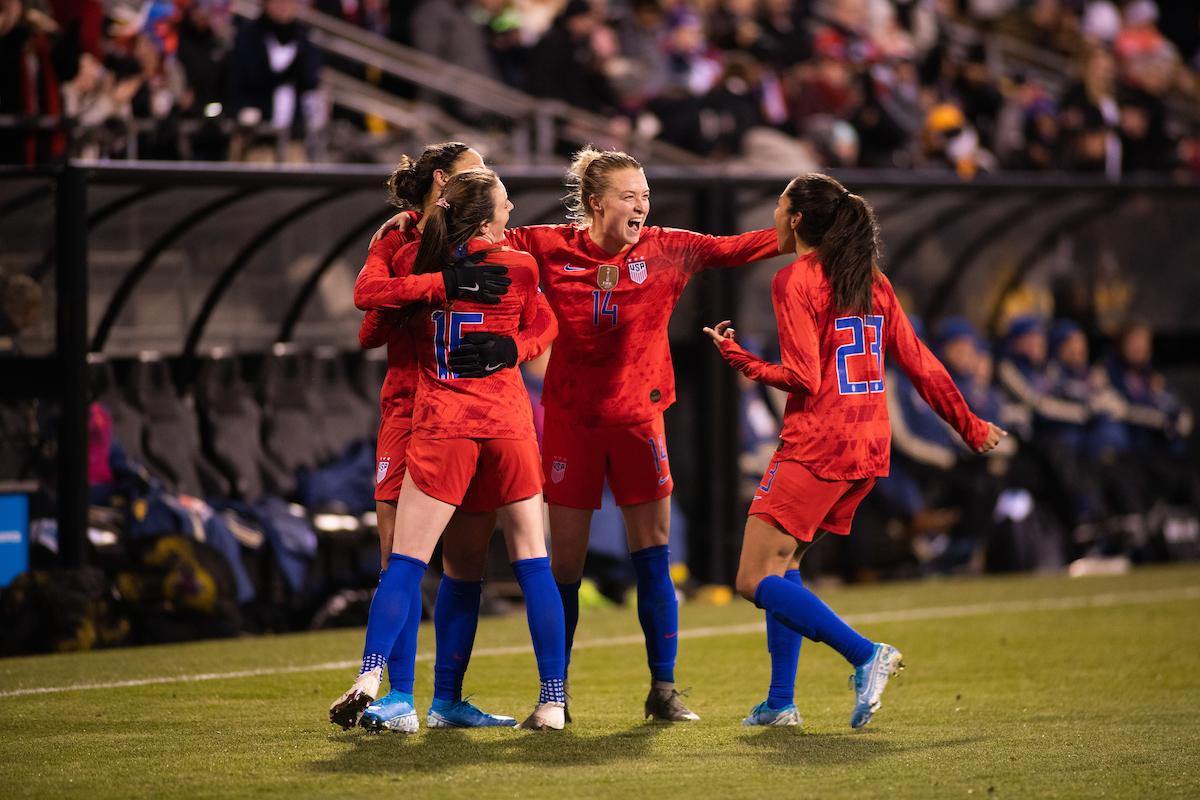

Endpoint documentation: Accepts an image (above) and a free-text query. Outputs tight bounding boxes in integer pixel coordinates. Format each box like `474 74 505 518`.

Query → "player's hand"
976 422 1007 453
442 264 512 305
370 211 415 246
449 332 518 378
702 320 736 350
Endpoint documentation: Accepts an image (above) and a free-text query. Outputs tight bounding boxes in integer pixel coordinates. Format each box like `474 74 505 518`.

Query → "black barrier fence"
2 162 1199 584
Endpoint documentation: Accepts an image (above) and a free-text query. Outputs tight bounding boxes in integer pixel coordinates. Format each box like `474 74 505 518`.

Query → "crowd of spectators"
2 0 1199 173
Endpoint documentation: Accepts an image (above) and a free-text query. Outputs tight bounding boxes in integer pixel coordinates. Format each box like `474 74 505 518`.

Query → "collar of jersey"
576 226 637 262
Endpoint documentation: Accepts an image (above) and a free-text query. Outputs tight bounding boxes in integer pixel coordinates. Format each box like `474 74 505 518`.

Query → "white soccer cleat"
850 643 904 729
329 667 382 730
518 701 566 731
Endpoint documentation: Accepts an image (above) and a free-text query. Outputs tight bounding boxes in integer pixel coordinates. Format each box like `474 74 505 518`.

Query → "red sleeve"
515 291 558 362
882 278 990 450
353 229 446 310
662 227 780 275
718 271 821 394
358 310 404 350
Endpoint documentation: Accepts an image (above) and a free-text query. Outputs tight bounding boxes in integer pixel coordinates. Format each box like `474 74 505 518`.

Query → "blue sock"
512 557 566 702
385 570 421 698
766 569 804 709
432 574 482 704
361 554 427 674
630 545 677 684
754 575 874 667
557 580 581 679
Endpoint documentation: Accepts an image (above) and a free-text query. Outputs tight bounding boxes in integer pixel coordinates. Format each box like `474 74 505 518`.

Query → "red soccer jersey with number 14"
390 238 544 441
505 224 778 427
720 253 990 480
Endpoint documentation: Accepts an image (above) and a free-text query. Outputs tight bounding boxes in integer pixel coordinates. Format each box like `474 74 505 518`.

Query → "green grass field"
1 564 1198 799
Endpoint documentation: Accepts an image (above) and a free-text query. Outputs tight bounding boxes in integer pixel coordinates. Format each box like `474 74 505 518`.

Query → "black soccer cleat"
644 686 700 722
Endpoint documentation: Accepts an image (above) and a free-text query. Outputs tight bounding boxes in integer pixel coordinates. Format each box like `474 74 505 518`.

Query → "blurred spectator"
1060 48 1121 176
528 0 617 112
0 0 66 164
231 0 324 156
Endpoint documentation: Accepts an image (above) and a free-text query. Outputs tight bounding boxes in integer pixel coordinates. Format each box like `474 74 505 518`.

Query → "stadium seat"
129 352 230 498
89 355 149 468
310 346 374 458
259 344 332 475
196 350 294 501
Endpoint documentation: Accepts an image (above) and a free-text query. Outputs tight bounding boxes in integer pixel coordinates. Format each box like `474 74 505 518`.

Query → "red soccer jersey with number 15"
391 238 545 441
720 253 990 480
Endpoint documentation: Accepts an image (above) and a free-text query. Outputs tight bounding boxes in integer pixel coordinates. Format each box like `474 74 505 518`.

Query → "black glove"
441 251 511 305
448 332 519 378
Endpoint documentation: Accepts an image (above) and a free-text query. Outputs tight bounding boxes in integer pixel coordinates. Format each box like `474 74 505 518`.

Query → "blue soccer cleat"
849 643 904 729
426 699 517 729
359 689 419 734
742 700 802 727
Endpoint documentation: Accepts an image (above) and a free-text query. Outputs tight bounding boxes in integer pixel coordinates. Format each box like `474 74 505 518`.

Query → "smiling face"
478 179 513 244
774 184 800 252
590 167 650 248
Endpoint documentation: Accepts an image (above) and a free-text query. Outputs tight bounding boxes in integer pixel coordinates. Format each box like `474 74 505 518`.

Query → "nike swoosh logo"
664 632 677 639
658 476 670 485
563 265 585 272
753 495 763 501
460 283 480 292
485 363 505 372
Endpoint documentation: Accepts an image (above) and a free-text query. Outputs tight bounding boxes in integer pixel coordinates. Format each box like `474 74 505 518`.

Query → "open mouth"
626 219 644 234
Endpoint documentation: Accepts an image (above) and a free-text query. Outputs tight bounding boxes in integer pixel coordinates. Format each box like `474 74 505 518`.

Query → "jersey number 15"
835 315 885 395
433 309 484 379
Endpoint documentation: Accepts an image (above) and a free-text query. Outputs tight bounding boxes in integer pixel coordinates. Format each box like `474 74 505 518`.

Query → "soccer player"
332 168 568 732
703 174 1005 728
348 144 556 731
375 147 782 722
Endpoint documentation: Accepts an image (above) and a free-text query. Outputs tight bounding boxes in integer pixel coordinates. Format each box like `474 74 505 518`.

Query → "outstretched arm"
667 227 782 275
703 319 820 396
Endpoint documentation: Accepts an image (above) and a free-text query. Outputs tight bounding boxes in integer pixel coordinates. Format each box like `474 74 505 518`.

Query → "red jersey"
397 238 548 440
720 253 990 480
505 224 778 426
355 223 556 423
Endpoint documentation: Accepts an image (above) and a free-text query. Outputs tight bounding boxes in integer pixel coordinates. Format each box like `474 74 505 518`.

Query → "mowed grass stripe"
2 583 1196 699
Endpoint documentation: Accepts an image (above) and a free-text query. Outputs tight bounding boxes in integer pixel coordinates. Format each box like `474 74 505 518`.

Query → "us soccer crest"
597 264 619 291
551 459 567 484
628 260 647 285
376 458 390 485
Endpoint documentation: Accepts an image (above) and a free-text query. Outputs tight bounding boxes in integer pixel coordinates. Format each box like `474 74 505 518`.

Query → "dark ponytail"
386 141 472 210
411 168 501 275
785 174 881 316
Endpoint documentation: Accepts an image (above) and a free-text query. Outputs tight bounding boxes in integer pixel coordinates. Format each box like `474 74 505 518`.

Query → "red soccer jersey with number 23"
720 253 990 480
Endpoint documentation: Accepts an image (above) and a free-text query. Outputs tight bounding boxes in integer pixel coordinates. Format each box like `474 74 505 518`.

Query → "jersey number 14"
835 315 885 395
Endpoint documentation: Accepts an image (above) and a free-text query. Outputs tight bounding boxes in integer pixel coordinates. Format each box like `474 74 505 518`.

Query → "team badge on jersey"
551 458 567 484
376 457 391 485
597 264 619 290
628 260 647 285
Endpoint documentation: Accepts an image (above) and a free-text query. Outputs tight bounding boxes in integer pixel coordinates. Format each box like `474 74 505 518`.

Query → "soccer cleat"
849 643 904 729
644 686 700 722
328 667 382 730
518 701 566 731
359 690 419 734
742 700 802 727
426 699 517 729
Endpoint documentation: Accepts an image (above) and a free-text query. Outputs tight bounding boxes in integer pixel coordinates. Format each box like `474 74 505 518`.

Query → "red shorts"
749 454 875 542
374 414 411 503
406 436 543 512
541 410 673 510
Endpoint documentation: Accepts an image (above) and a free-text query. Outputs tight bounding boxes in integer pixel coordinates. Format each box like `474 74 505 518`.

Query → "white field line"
1 584 1196 700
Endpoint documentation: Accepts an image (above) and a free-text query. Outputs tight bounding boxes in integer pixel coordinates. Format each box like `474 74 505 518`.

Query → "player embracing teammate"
704 173 1005 728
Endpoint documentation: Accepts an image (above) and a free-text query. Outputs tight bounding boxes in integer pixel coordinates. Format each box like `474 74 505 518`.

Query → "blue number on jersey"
592 290 618 327
834 315 885 395
432 309 485 379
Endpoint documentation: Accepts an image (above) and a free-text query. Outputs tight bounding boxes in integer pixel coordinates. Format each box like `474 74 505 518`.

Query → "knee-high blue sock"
631 545 677 685
432 574 482 704
557 580 581 679
385 570 422 699
512 557 566 704
765 569 804 709
361 554 427 675
754 575 874 667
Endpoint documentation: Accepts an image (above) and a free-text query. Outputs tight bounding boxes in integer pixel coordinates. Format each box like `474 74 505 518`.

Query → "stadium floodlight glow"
204 103 223 118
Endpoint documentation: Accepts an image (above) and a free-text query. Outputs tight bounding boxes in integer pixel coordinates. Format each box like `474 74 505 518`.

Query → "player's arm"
358 310 400 350
369 209 420 246
883 280 1003 453
668 227 783 274
514 291 558 362
353 234 447 311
